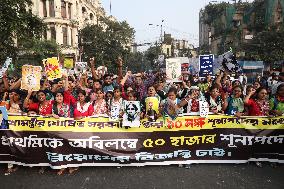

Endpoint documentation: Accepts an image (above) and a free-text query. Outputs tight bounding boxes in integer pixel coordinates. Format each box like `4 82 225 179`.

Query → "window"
50 26 56 41
82 7 86 15
90 13 94 20
68 3 72 19
61 0 67 18
49 0 55 17
62 27 68 46
70 28 73 46
42 0 47 17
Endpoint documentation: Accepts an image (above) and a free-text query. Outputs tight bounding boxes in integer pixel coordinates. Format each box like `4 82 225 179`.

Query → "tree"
0 0 47 63
144 45 161 70
123 51 153 73
242 27 284 63
80 17 135 72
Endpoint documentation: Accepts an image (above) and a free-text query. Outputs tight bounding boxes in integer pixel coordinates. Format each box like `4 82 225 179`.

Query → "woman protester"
92 88 108 115
244 87 270 116
223 85 245 117
205 85 225 114
73 89 94 119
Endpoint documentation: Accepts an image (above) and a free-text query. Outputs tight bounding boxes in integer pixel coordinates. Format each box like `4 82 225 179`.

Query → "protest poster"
0 57 12 78
43 57 62 80
199 100 209 118
163 99 180 120
0 106 8 129
217 51 242 73
64 58 74 69
96 66 108 76
199 54 214 77
75 62 88 75
123 101 140 127
21 65 42 91
145 97 159 122
109 104 120 121
166 58 182 82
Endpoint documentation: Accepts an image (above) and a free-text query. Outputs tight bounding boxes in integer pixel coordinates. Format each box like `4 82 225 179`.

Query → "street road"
0 163 283 189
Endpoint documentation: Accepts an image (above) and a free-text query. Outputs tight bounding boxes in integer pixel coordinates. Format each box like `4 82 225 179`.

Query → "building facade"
161 33 195 58
31 0 106 57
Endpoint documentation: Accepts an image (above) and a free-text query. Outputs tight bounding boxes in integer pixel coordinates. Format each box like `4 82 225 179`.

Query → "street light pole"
160 20 164 44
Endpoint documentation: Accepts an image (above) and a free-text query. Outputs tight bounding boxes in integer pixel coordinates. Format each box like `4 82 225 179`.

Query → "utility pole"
160 20 164 44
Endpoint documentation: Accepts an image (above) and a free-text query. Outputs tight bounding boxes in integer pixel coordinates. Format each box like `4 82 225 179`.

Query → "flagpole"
110 0 112 15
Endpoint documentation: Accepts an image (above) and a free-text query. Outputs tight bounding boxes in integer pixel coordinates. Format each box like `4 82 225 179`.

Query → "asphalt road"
0 163 283 189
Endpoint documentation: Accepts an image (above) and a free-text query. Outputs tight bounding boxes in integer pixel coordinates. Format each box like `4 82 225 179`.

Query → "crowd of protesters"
0 57 284 174
0 58 283 119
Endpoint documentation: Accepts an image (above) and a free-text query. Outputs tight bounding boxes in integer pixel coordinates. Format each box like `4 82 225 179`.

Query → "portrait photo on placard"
123 101 140 127
145 97 159 122
21 65 42 91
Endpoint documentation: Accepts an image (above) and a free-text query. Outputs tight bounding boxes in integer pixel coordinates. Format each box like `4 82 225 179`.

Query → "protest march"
0 54 283 175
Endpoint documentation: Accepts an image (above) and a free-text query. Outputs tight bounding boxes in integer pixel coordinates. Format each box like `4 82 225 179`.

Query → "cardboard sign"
0 57 12 78
75 62 88 75
199 100 209 118
64 58 74 69
199 55 214 77
43 57 62 80
109 104 121 121
145 97 159 122
217 51 242 73
123 101 140 127
96 66 108 76
166 58 182 82
0 106 8 129
21 65 42 91
163 99 179 120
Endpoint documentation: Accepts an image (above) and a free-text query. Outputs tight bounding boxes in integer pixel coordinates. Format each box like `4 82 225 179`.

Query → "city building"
161 33 195 58
199 0 284 56
31 0 106 58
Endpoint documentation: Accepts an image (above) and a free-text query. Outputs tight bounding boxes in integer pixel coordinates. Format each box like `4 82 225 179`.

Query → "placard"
43 57 62 80
123 101 140 127
21 65 42 91
166 58 182 82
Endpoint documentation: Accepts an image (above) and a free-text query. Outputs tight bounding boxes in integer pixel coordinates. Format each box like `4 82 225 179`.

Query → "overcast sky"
101 0 254 50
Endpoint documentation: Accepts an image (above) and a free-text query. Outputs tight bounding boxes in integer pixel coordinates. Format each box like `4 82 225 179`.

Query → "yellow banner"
6 115 284 132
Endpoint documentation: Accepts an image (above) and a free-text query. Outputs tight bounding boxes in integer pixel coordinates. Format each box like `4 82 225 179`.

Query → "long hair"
252 87 268 100
52 90 65 115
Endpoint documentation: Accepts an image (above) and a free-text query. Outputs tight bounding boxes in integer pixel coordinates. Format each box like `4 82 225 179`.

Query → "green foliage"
12 39 60 77
242 28 284 63
203 2 229 26
80 17 135 72
124 52 152 73
0 0 47 62
144 45 161 69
